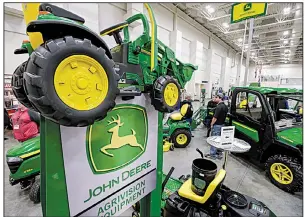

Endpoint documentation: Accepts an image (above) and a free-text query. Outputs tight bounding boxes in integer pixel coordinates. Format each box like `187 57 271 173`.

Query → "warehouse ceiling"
174 3 303 66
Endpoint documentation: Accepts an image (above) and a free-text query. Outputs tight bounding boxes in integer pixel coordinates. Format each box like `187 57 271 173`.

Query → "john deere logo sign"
244 3 252 11
87 105 147 174
231 3 267 23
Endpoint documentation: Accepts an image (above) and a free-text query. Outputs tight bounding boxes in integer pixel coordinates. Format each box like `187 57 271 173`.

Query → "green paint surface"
10 155 40 180
276 127 303 146
231 86 303 95
232 121 259 142
86 104 148 174
40 118 70 216
7 136 40 157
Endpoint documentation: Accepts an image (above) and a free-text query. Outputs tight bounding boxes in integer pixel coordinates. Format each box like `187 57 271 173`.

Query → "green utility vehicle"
228 86 303 193
163 103 192 148
12 3 197 127
6 136 41 203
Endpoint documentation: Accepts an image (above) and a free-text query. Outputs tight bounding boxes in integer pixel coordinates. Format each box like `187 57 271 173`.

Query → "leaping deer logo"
101 115 144 157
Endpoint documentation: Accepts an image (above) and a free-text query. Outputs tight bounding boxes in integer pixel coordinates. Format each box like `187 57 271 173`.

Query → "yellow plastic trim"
280 136 294 143
181 104 188 116
178 169 226 204
163 141 172 152
100 24 128 36
144 3 155 71
141 49 161 61
270 163 293 185
164 83 179 107
22 3 44 49
20 150 40 159
170 112 183 121
232 121 257 133
176 134 188 145
54 55 109 111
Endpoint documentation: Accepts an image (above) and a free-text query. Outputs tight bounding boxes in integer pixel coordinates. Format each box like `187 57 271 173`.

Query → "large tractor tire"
171 128 191 148
265 154 302 193
24 36 120 127
11 61 36 110
151 75 181 113
29 179 40 203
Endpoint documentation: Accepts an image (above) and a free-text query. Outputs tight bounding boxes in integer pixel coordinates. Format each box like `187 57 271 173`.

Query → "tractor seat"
169 104 190 121
100 22 128 36
39 3 85 24
178 169 226 204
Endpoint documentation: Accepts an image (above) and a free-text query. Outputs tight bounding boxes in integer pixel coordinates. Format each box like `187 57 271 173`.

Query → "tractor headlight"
6 156 23 163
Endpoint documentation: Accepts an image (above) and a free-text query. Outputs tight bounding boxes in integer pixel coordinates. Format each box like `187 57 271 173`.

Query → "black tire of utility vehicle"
24 36 120 127
265 154 302 193
151 76 181 113
132 201 140 212
11 61 37 110
29 179 40 203
171 128 191 148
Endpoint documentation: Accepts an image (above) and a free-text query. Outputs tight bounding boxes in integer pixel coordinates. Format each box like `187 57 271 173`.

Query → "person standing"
11 103 40 142
205 93 228 160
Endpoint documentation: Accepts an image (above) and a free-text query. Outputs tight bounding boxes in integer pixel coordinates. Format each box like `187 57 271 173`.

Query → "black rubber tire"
151 75 181 113
11 61 37 110
265 155 302 193
24 36 120 127
132 201 140 212
170 144 175 151
171 128 191 148
29 179 40 203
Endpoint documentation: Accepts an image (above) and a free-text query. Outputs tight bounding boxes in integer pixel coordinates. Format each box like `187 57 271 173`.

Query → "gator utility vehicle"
12 3 197 127
6 136 41 203
228 87 303 193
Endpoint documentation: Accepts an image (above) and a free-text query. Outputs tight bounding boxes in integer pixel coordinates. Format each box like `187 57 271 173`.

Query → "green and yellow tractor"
11 3 197 127
6 137 41 203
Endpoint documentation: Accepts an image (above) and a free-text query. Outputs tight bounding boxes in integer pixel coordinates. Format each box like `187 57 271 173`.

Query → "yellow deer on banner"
101 115 144 157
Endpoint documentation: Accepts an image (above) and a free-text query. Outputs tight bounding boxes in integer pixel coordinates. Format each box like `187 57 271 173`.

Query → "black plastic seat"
100 22 128 36
39 3 85 24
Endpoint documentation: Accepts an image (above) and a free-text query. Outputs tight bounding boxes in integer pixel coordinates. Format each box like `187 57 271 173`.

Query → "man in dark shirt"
205 93 228 160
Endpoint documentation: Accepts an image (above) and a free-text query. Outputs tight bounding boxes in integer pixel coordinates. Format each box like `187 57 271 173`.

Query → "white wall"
248 64 302 88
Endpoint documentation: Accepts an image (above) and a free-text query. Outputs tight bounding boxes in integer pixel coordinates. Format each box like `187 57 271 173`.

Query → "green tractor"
6 136 41 203
12 3 197 127
163 103 193 148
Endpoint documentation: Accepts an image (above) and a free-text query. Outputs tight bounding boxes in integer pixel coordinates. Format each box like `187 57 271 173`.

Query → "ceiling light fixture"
283 7 291 15
205 5 211 9
207 7 215 13
222 22 229 28
284 40 288 44
283 31 289 36
238 38 243 43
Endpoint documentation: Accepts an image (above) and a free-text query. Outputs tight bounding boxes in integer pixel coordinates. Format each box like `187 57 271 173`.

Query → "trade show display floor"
4 127 302 216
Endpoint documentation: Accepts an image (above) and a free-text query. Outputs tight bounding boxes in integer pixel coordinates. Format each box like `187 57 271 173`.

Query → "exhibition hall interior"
3 2 303 217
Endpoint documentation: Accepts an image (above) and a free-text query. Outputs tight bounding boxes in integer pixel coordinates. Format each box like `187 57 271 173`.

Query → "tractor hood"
6 136 40 157
276 127 303 147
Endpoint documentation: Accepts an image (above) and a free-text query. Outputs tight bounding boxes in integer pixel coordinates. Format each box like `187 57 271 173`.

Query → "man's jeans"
210 124 224 156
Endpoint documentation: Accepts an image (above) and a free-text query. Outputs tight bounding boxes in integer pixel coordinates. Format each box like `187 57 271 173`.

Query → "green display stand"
40 95 163 216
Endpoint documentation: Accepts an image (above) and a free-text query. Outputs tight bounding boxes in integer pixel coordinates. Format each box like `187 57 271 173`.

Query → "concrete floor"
4 124 302 216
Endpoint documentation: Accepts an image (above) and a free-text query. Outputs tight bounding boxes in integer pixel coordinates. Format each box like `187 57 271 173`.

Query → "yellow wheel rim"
270 163 293 185
54 55 109 111
164 83 179 107
176 133 188 145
